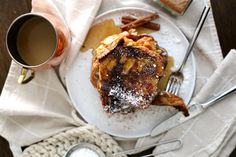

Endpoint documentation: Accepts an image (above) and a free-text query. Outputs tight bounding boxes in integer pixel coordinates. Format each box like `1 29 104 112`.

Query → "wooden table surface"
0 0 236 157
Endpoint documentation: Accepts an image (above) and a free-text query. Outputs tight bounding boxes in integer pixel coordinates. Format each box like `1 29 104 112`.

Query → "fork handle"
178 5 210 72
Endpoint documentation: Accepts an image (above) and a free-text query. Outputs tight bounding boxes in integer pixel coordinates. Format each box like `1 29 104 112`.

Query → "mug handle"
18 67 35 84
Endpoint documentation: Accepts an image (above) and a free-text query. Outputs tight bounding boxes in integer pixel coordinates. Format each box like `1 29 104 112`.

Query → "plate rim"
65 7 196 139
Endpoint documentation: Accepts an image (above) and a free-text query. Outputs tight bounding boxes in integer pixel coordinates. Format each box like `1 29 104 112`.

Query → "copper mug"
6 13 70 84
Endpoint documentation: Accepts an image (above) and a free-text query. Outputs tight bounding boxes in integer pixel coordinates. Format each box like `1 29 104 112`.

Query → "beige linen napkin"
0 0 101 146
0 64 79 146
152 49 236 157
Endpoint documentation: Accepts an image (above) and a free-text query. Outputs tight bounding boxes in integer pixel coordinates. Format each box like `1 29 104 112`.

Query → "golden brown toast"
90 30 189 116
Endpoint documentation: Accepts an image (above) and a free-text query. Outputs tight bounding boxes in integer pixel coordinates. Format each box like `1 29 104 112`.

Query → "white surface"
66 7 196 138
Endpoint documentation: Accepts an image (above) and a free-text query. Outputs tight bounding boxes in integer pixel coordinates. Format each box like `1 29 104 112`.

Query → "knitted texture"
21 124 126 157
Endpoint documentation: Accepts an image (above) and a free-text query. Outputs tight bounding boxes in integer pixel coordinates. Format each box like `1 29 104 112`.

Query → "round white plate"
66 7 196 139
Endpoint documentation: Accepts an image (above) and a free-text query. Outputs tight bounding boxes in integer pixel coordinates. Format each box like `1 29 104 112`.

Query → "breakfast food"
90 30 189 116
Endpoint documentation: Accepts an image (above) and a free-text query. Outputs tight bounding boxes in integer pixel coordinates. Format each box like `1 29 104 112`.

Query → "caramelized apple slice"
152 91 189 116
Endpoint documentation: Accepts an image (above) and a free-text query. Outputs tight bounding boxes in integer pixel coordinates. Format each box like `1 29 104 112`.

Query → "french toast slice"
90 30 189 116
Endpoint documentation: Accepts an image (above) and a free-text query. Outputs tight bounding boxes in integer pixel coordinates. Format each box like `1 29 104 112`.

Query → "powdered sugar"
69 148 99 157
108 84 144 107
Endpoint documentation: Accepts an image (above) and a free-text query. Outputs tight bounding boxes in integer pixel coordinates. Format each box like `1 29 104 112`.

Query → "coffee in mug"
17 17 57 66
6 13 70 84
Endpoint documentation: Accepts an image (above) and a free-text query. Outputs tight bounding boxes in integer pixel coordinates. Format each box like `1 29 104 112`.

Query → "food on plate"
152 91 189 116
81 13 160 52
80 20 121 52
90 30 189 116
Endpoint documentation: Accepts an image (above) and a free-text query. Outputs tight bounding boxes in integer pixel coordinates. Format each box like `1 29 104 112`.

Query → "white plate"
66 7 196 138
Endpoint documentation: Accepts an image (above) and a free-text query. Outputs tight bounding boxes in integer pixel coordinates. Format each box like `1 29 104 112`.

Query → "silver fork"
166 5 210 95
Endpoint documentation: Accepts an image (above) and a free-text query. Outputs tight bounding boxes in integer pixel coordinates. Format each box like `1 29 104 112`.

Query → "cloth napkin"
152 49 236 157
0 0 101 146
